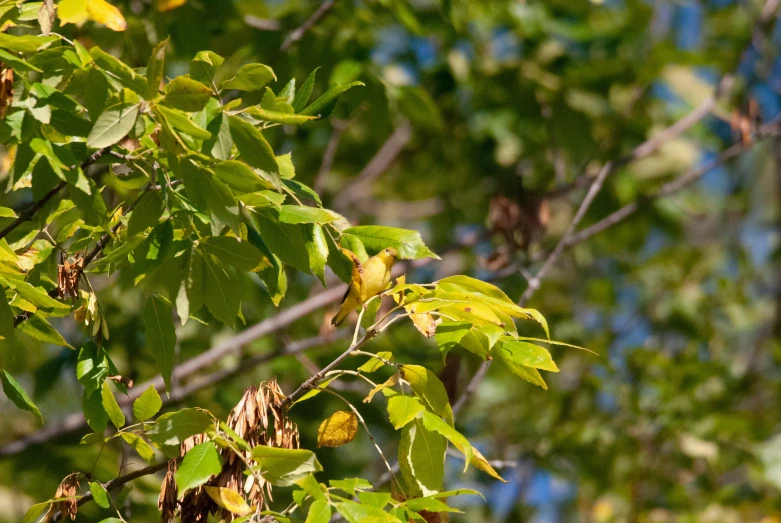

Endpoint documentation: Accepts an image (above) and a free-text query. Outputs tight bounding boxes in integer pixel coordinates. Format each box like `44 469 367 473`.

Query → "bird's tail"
331 308 348 327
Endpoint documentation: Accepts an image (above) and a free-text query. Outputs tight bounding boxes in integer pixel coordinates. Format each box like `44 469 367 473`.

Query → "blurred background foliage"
3 0 781 522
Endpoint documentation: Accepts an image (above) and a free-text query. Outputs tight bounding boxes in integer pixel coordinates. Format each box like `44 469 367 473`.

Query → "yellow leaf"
406 303 439 338
86 0 127 31
363 373 398 403
157 0 187 11
470 446 508 483
316 411 357 448
204 486 252 516
57 0 88 26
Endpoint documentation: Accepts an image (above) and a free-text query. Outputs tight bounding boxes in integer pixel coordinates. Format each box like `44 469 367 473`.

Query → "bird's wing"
341 248 364 303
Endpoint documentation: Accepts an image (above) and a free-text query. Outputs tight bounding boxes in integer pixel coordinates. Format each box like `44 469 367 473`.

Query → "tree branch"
279 0 338 53
50 462 169 522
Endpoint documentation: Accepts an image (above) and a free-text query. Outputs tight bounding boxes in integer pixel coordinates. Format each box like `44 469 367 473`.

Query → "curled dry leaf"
158 460 178 523
44 473 80 522
316 410 358 448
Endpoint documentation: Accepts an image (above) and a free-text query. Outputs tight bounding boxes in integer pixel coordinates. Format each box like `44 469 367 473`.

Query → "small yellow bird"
332 247 399 326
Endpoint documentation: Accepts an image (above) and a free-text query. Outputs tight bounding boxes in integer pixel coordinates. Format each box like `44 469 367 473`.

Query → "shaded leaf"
142 295 176 393
0 369 43 424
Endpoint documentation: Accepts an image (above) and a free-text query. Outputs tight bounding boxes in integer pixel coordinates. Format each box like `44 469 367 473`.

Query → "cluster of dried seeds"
159 379 299 523
44 473 80 522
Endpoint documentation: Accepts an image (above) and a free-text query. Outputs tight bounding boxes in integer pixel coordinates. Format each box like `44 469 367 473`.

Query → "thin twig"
278 0 338 53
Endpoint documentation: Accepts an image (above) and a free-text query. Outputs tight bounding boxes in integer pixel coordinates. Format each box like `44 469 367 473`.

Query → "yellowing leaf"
204 486 251 516
57 0 88 25
316 411 357 448
86 0 127 31
157 0 187 12
470 446 508 483
363 373 398 403
407 306 439 338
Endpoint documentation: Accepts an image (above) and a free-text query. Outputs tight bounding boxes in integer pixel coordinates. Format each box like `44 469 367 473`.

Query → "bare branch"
279 0 338 53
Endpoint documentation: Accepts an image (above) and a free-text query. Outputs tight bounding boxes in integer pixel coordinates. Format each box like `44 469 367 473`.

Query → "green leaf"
89 481 110 509
0 33 57 53
301 81 364 117
83 388 109 433
101 380 126 428
0 292 13 352
133 220 174 277
404 496 459 514
419 410 472 471
133 384 162 421
400 365 454 426
222 63 276 91
203 112 232 160
120 432 157 464
155 104 212 139
23 314 71 348
0 369 43 424
399 419 446 496
358 491 391 509
457 329 489 359
253 209 311 274
142 295 176 393
245 106 317 125
127 191 164 236
201 249 241 325
305 224 329 285
146 37 169 98
200 236 266 271
306 499 331 523
146 408 213 449
329 477 372 496
86 102 140 148
228 115 279 173
202 170 241 233
357 351 393 373
251 446 322 486
163 76 213 112
494 339 558 372
0 49 41 72
212 160 272 194
387 395 425 429
434 321 471 353
292 68 318 112
178 247 204 322
175 441 222 493
22 502 49 523
335 501 402 523
342 225 439 260
190 50 224 88
278 205 337 225
90 46 148 95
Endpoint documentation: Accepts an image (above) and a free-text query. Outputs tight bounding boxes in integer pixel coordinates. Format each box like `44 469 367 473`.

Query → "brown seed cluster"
44 473 80 522
57 252 85 300
159 379 300 523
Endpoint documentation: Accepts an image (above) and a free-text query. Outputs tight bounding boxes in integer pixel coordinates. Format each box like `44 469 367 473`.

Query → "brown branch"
279 0 338 53
0 146 112 241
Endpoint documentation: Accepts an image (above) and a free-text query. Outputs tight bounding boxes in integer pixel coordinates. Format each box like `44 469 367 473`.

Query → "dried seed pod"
44 473 80 522
158 460 178 523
